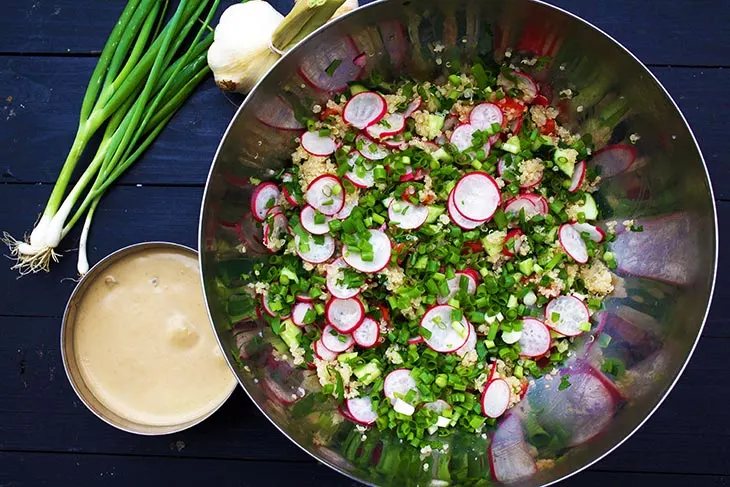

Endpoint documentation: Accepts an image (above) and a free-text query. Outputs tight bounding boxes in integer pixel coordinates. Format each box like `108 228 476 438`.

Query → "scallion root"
2 232 60 275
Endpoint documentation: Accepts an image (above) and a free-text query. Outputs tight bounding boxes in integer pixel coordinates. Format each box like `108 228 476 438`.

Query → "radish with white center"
559 223 589 263
346 397 378 425
282 186 300 206
336 192 359 219
568 160 586 192
388 200 429 230
407 335 424 345
513 72 538 102
251 182 280 222
517 318 551 357
296 294 313 303
502 229 523 257
345 153 375 188
504 196 541 219
343 229 392 273
357 135 390 160
436 272 477 304
321 325 354 353
326 257 361 299
453 172 501 222
326 297 365 333
301 130 337 156
450 123 478 152
403 96 422 117
447 190 484 230
343 91 387 129
456 323 477 357
481 378 511 418
291 302 314 327
300 205 332 235
305 175 345 216
294 233 335 263
521 193 549 213
420 305 470 353
470 103 504 130
545 295 590 336
383 135 407 149
383 368 419 406
365 113 405 139
352 316 379 348
589 144 637 178
571 222 605 242
262 213 288 251
314 338 339 361
262 293 290 319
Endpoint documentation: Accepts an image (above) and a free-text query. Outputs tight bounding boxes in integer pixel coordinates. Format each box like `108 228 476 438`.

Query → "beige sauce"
74 248 236 426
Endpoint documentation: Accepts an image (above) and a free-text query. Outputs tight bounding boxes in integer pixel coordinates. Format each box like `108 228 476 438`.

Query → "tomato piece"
495 97 526 123
533 94 550 107
319 107 339 120
400 185 416 201
463 241 484 254
539 118 556 135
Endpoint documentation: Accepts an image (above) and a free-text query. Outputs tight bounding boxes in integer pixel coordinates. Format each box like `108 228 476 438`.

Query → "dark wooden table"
1 1 728 485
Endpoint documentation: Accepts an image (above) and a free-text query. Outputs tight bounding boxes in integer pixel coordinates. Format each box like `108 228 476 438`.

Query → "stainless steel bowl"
199 0 717 484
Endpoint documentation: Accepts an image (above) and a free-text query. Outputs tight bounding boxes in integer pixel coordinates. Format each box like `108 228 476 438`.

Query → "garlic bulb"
207 1 283 94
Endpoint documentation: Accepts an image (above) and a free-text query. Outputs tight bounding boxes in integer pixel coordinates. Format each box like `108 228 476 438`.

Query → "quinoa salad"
243 62 620 450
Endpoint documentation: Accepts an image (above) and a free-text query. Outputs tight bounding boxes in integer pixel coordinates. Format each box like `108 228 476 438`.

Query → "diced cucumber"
581 193 599 220
349 83 369 96
354 361 382 385
337 351 358 362
554 148 576 177
426 114 446 139
518 258 534 276
506 294 518 309
426 205 446 223
431 147 453 163
502 135 521 154
280 319 301 350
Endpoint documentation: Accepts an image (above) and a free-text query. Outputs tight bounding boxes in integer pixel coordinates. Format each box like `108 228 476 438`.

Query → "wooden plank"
0 0 727 67
1 310 726 473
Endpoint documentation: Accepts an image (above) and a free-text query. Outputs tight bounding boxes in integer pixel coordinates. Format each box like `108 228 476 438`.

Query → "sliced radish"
470 103 504 130
518 318 551 357
343 92 387 129
357 135 390 160
509 114 524 134
301 131 337 157
314 338 339 361
447 190 484 230
305 175 345 216
345 153 375 188
420 305 470 353
456 323 477 357
262 293 290 319
297 36 362 93
383 368 419 406
353 52 367 69
590 144 637 178
502 229 523 257
296 294 313 303
545 295 590 337
521 193 549 213
436 272 477 304
481 379 511 418
326 297 365 333
291 302 314 327
326 257 361 299
571 222 605 242
300 205 332 235
403 96 422 117
489 414 537 483
366 113 405 139
513 72 538 102
504 196 541 219
352 316 380 348
336 192 359 220
407 335 424 345
450 123 478 152
388 200 429 230
321 325 354 353
559 223 589 263
568 160 586 192
383 134 407 149
346 397 378 425
262 213 288 251
453 172 501 222
343 229 392 273
251 182 280 222
282 186 300 206
295 233 335 264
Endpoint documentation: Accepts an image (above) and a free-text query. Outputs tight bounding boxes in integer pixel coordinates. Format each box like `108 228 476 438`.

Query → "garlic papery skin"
207 1 284 94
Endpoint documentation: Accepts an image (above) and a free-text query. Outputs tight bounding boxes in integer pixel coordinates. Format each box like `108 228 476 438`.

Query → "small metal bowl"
61 241 237 435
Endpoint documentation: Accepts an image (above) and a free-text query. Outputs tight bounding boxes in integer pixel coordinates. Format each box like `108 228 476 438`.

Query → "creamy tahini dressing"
74 248 236 426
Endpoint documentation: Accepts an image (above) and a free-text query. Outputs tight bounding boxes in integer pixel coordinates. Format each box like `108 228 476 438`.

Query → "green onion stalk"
3 0 219 275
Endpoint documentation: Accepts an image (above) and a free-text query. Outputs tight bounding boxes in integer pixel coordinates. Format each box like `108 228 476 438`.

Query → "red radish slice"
559 223 589 263
447 190 484 230
296 294 313 303
251 182 280 222
450 123 478 152
352 316 379 348
255 95 305 131
504 196 541 219
291 302 314 327
335 193 359 220
326 297 365 333
339 404 356 422
357 135 390 160
262 213 288 251
388 200 429 230
403 96 422 117
282 186 300 206
343 92 387 129
456 323 477 357
568 160 586 192
314 339 339 361
462 268 481 284
266 206 282 217
489 414 537 483
481 379 511 418
502 229 523 257
407 335 424 345
262 294 290 319
297 36 362 93
420 305 470 353
513 72 538 102
497 158 509 178
300 205 332 235
545 295 590 336
295 233 335 264
383 368 418 405
305 175 345 216
436 272 477 304
571 222 605 242
590 144 637 178
346 397 378 425
326 257 361 299
521 193 549 213
470 103 504 130
353 52 367 69
321 325 354 353
518 318 551 357
453 172 501 222
343 229 392 273
365 113 405 139
301 131 337 157
533 94 550 106
383 135 407 149
345 152 375 188
509 114 524 134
